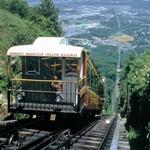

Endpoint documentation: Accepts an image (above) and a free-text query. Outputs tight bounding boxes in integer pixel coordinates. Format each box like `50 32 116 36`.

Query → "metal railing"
8 78 78 113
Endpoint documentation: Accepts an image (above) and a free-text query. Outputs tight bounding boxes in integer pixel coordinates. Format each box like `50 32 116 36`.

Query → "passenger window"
48 58 62 79
25 57 40 75
65 58 79 77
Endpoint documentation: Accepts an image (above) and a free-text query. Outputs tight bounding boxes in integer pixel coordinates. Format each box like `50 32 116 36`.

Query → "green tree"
120 49 150 149
0 0 63 92
36 0 63 35
0 0 29 18
8 0 29 18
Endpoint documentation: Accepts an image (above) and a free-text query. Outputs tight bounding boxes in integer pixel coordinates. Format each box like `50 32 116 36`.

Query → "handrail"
79 76 86 83
11 78 77 83
8 89 77 94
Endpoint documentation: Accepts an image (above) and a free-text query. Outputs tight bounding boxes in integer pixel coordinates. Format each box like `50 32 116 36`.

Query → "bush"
127 127 139 140
13 113 30 120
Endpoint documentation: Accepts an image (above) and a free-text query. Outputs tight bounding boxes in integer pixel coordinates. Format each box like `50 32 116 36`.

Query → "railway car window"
25 57 40 75
65 58 78 77
91 70 95 90
10 57 22 77
41 58 62 79
87 63 92 85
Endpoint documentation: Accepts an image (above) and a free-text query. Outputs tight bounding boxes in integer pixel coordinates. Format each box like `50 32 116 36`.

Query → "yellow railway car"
7 37 104 117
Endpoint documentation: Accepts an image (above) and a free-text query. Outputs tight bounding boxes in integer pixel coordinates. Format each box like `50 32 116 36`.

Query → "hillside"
0 8 48 52
0 0 62 57
0 0 62 93
0 8 48 79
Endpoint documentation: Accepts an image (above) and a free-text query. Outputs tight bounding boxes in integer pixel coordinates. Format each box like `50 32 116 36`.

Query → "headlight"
56 95 62 102
16 93 22 101
22 92 25 97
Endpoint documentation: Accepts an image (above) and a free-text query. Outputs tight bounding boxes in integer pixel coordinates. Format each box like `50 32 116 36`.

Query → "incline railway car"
7 37 104 117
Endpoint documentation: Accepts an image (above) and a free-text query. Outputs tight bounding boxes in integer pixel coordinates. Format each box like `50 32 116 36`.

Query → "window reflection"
42 57 62 79
25 57 40 75
65 58 78 77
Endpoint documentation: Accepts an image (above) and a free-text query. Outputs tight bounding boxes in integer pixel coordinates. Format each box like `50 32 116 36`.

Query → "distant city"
28 0 150 52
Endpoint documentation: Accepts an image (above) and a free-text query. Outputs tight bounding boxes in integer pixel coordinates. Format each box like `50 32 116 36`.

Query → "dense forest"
120 50 150 149
0 0 63 91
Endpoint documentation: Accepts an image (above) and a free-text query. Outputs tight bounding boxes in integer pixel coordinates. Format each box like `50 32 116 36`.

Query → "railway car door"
62 58 79 105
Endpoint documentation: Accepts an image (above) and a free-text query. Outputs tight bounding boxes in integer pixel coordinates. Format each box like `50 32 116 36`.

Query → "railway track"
0 127 71 150
0 115 117 150
0 117 71 150
49 115 117 150
0 119 41 137
0 118 46 149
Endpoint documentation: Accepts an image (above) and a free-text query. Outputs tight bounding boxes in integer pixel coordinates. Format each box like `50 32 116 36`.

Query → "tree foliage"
120 50 150 149
0 0 29 18
33 0 62 35
0 0 63 92
0 0 63 36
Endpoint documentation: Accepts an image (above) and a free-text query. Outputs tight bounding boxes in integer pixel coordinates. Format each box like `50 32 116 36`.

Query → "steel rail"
19 131 52 150
98 114 117 150
52 115 117 150
0 119 40 137
53 116 105 150
27 129 70 150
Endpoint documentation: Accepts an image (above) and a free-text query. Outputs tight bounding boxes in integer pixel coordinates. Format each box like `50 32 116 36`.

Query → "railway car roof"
7 37 85 58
